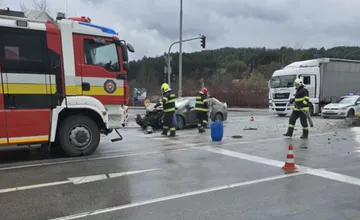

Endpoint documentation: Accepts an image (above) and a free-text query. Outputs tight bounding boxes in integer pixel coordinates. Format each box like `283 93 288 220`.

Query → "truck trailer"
269 58 360 116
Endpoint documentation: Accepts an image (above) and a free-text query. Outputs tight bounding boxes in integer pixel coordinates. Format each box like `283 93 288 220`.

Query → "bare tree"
20 0 50 13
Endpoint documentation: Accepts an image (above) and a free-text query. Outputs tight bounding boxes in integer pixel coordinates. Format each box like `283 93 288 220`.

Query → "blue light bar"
78 21 117 35
349 92 354 96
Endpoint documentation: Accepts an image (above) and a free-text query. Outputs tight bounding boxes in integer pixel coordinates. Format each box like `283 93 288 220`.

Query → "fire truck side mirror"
127 43 134 53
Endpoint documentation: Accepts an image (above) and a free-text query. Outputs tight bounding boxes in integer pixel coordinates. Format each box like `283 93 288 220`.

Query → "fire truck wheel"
58 115 101 157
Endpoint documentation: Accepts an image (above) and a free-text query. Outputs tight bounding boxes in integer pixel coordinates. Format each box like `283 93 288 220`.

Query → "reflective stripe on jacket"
293 86 309 111
195 92 208 112
160 91 176 113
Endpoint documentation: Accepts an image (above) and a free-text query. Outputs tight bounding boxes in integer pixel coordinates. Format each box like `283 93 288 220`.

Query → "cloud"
4 0 360 60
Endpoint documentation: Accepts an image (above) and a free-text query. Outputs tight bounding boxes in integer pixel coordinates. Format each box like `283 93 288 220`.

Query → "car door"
185 98 197 125
355 97 360 114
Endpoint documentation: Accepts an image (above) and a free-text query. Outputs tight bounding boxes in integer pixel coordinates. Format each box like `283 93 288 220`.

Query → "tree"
20 0 50 13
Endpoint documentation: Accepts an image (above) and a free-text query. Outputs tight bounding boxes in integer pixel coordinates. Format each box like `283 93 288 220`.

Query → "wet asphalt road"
1 109 360 220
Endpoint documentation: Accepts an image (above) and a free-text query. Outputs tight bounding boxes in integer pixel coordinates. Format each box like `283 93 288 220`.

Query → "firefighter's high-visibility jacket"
195 92 209 112
293 86 309 111
160 91 176 113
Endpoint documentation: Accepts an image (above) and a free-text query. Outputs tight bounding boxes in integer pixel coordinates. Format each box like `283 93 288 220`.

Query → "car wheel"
347 109 355 118
176 115 185 130
214 113 223 121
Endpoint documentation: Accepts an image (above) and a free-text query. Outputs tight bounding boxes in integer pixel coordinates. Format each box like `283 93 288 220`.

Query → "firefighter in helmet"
283 78 310 139
154 83 176 137
195 87 209 133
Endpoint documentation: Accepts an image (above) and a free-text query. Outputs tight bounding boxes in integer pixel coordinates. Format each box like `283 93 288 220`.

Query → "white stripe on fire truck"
1 73 123 88
0 18 46 31
64 76 124 86
6 73 56 84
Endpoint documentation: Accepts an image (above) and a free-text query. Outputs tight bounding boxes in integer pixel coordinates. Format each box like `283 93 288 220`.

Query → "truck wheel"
58 115 101 157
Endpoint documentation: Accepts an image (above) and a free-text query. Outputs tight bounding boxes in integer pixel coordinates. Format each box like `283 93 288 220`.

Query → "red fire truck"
0 8 134 156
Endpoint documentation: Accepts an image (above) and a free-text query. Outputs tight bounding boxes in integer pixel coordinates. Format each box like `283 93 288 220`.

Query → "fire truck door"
0 66 7 144
79 36 123 103
0 28 51 144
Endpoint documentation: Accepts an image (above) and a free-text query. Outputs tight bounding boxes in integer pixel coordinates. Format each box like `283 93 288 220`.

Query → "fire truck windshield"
84 40 120 72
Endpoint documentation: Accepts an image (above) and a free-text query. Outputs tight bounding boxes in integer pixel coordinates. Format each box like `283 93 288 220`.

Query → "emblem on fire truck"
104 79 117 93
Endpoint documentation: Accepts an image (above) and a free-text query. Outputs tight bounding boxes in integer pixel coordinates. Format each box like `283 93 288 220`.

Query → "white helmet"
294 78 303 86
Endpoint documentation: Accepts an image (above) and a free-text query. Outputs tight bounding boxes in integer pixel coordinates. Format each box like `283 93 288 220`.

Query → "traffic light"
200 35 206 49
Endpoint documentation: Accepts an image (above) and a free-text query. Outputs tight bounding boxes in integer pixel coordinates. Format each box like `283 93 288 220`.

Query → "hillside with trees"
17 1 360 107
129 46 360 107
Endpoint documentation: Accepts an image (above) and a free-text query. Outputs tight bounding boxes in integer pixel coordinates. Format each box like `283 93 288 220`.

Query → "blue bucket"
211 121 223 141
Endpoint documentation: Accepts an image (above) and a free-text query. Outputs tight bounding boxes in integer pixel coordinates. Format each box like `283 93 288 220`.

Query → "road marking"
68 169 158 185
0 168 158 194
0 132 334 171
204 147 360 187
49 172 304 220
0 147 198 171
210 132 334 147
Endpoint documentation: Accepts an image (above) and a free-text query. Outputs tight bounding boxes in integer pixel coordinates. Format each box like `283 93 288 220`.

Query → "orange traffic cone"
250 115 254 122
282 144 297 171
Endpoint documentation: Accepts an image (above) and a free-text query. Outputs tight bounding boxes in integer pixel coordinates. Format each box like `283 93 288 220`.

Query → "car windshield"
334 97 358 104
270 75 297 88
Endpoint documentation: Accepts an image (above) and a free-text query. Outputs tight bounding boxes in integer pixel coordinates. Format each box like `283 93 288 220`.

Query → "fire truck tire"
58 115 101 157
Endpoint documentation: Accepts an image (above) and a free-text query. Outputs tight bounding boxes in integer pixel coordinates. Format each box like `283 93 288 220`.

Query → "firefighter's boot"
161 129 168 136
283 127 294 137
300 129 308 139
198 127 205 133
169 130 176 137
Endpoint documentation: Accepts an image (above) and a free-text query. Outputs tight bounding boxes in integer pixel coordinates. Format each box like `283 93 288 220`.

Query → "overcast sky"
2 0 360 60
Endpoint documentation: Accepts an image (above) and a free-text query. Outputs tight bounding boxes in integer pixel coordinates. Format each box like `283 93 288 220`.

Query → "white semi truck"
268 58 360 116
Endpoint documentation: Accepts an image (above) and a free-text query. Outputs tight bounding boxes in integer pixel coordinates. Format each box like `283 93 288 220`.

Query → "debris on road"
243 127 258 130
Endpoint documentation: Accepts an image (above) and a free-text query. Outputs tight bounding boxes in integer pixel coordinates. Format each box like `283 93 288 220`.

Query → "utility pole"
178 0 183 97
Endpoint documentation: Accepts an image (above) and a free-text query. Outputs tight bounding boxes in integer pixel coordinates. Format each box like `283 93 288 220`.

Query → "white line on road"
49 172 304 220
0 132 334 171
203 147 360 187
0 147 198 171
0 168 158 194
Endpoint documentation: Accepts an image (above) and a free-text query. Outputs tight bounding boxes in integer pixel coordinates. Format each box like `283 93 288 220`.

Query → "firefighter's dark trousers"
196 111 208 132
285 110 309 137
162 112 175 135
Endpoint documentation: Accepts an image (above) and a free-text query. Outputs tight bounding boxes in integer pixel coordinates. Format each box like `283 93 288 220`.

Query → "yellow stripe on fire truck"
64 76 124 96
0 135 48 145
0 73 56 94
0 73 124 96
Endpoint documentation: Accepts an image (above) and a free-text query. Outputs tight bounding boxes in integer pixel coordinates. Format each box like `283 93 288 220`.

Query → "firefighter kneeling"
283 78 310 139
195 88 209 133
154 83 176 137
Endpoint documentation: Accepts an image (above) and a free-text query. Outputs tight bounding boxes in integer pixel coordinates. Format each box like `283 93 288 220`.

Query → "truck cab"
0 8 134 156
269 59 320 116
